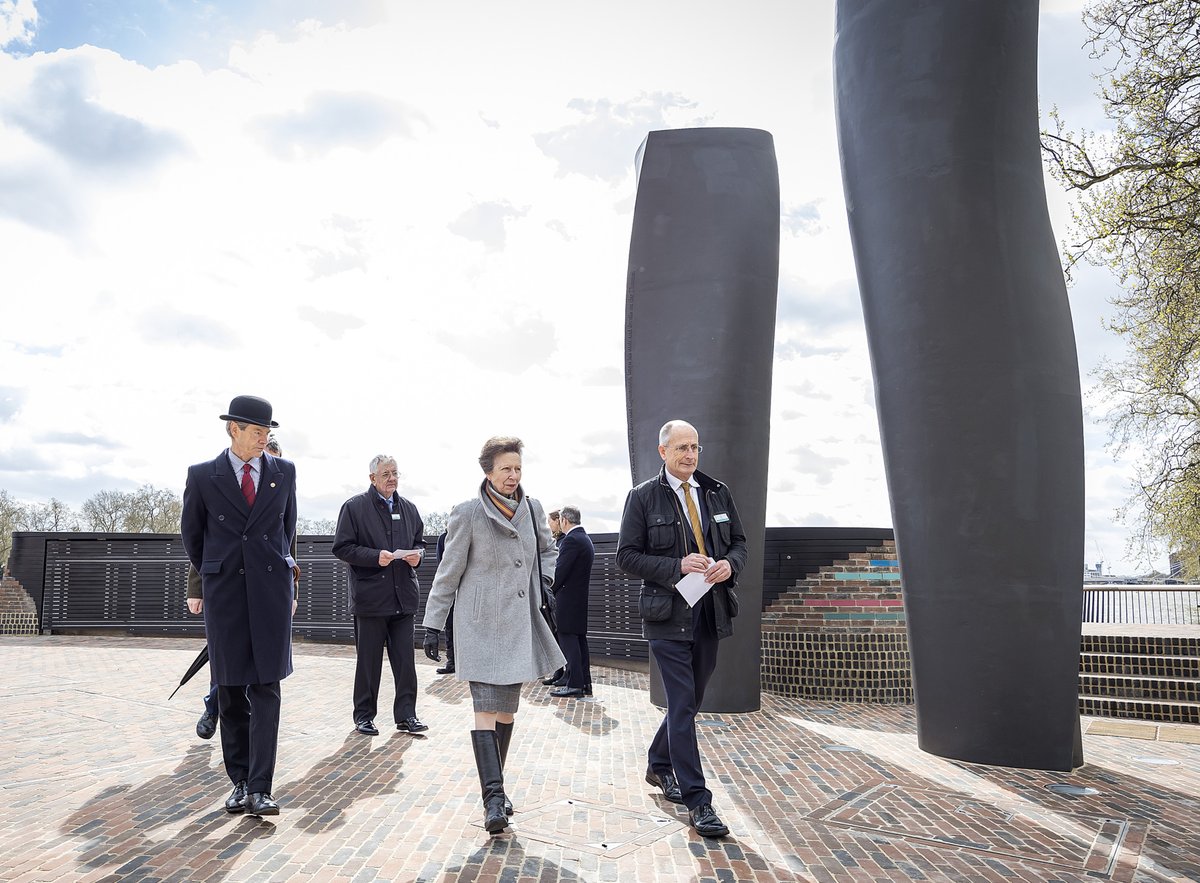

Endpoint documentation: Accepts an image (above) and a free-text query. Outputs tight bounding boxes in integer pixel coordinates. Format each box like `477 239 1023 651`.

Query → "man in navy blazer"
548 506 595 698
182 395 297 818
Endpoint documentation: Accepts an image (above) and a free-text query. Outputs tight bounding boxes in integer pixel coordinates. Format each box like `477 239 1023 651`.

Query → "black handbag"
527 498 558 637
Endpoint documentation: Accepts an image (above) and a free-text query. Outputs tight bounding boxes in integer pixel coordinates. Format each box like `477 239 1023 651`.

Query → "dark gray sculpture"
625 127 780 713
834 0 1084 770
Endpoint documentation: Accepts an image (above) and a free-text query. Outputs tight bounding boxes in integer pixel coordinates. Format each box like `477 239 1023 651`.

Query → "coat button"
218 515 225 521
518 589 525 597
239 568 245 575
515 560 522 567
262 534 268 540
267 565 273 572
242 535 248 541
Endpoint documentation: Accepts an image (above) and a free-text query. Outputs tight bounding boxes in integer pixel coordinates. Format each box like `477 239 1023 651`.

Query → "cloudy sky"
0 0 1158 574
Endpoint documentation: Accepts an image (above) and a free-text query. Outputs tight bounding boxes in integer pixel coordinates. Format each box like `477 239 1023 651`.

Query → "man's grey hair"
369 454 397 474
560 506 581 526
225 420 249 439
658 420 696 446
265 435 282 456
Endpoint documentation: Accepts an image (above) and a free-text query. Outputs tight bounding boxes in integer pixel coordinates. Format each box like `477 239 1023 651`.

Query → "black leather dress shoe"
244 792 279 816
196 710 217 740
397 716 428 733
435 661 456 674
688 803 730 838
541 668 566 686
225 780 247 813
355 719 379 736
645 768 685 804
550 686 585 698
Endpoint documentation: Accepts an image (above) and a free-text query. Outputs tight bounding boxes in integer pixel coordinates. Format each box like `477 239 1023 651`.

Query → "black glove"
422 627 441 661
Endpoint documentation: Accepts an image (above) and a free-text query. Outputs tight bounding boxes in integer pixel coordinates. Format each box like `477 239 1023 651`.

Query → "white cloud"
0 0 35 48
0 0 1164 577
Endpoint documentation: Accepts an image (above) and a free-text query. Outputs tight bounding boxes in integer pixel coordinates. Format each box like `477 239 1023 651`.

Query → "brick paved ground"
2 635 1199 882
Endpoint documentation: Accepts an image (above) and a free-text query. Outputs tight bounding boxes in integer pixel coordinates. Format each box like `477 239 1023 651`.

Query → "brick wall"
0 576 39 636
761 541 912 702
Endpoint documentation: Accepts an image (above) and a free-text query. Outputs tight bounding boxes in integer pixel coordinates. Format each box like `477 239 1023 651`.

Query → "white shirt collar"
227 449 262 473
664 469 697 493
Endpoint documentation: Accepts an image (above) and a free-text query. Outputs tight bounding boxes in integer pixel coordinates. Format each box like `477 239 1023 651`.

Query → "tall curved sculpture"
835 0 1084 770
625 127 779 713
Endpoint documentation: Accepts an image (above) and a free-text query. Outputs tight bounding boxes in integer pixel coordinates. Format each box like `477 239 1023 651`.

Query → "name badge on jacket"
713 513 730 523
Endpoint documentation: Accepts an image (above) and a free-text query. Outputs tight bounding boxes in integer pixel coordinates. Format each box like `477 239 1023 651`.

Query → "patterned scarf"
484 480 522 520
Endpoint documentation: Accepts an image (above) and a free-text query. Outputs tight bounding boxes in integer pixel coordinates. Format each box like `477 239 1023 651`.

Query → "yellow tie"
680 481 708 557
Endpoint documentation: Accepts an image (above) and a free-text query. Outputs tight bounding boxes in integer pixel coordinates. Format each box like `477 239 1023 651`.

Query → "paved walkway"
2 635 1199 883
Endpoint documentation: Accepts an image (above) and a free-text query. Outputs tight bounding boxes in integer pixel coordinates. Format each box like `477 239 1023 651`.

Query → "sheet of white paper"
676 560 716 607
393 548 421 558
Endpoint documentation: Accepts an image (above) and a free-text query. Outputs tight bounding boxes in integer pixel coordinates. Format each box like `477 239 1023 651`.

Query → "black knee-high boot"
495 721 514 816
470 730 508 834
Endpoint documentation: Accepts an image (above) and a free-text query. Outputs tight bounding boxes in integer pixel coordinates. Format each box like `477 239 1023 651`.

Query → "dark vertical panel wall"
625 127 780 713
834 0 1084 769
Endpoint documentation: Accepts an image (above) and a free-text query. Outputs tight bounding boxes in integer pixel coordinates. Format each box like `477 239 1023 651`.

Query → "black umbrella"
168 644 209 700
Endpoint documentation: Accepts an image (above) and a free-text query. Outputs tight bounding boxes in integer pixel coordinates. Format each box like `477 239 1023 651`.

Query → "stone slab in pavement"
2 635 1199 882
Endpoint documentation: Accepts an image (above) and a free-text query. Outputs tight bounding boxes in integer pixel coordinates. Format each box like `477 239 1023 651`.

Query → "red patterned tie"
241 463 256 507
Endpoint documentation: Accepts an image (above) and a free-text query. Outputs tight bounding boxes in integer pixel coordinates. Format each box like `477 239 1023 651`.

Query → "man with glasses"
333 455 428 736
616 420 747 838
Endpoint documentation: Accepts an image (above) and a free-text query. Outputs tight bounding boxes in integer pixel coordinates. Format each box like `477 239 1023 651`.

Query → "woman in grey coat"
422 435 564 834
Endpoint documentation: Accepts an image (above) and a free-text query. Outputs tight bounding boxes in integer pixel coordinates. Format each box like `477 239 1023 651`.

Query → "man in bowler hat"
182 395 298 817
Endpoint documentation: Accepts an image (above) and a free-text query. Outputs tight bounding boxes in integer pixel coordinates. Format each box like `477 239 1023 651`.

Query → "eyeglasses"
671 444 702 454
376 470 400 479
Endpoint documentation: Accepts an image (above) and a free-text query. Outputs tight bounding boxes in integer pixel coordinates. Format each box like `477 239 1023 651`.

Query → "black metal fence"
1082 584 1200 625
10 528 896 663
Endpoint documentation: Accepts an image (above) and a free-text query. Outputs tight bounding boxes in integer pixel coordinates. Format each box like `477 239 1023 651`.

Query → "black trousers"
353 612 417 724
559 631 591 690
218 681 281 794
444 604 455 664
646 623 720 811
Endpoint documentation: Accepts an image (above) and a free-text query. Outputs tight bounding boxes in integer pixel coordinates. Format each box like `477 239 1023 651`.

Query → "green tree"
1042 0 1200 571
122 485 183 533
21 498 81 532
0 490 23 572
81 489 130 532
422 510 449 536
296 516 336 535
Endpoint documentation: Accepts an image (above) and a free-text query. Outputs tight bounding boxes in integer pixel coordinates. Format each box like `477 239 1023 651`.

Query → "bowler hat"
219 395 279 428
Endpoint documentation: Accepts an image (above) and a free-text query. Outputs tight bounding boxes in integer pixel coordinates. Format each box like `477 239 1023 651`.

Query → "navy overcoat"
550 526 594 635
181 450 298 685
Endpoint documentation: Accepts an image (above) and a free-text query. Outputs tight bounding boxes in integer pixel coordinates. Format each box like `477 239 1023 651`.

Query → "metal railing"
1082 584 1200 625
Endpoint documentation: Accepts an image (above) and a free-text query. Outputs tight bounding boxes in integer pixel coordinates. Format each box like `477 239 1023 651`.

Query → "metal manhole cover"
482 798 685 857
807 780 1145 882
1045 783 1100 797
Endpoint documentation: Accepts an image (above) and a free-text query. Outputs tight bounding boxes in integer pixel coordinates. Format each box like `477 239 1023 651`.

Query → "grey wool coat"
422 483 565 685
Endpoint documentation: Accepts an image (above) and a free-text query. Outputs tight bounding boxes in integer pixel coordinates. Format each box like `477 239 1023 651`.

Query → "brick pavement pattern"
2 636 1199 882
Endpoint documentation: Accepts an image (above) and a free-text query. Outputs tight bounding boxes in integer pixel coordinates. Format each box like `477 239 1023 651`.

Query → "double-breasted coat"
422 483 565 685
181 450 298 685
550 526 594 635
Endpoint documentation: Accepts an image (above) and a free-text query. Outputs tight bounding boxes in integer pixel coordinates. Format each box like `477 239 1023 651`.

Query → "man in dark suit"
332 455 427 736
190 434 299 741
548 506 595 698
617 419 746 838
182 395 298 817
